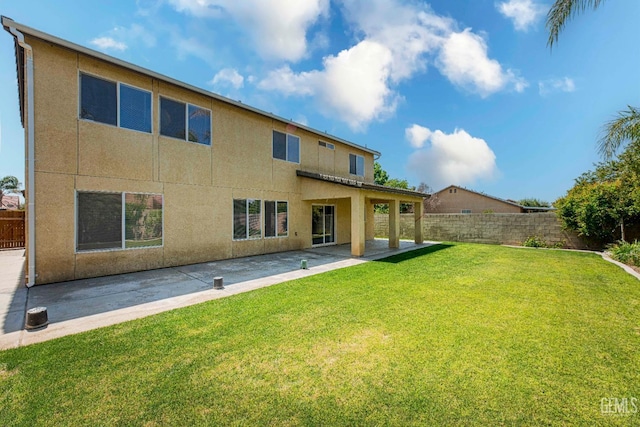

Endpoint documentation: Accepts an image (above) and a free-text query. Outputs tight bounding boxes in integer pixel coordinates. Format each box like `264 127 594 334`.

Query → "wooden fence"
0 210 25 249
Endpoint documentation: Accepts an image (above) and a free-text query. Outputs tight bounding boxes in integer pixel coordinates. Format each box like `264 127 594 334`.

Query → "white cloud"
90 37 127 51
90 24 156 54
116 23 157 48
538 77 576 96
497 0 546 32
167 0 329 61
259 40 398 131
256 0 526 129
406 126 498 189
405 124 432 148
169 31 218 67
437 29 528 97
210 68 244 89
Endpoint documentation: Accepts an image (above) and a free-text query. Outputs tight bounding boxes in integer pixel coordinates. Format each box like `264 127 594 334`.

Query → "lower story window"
76 191 163 251
264 201 288 237
233 199 262 240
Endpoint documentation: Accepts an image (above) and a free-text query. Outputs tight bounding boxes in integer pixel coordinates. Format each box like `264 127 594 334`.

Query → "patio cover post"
389 199 400 249
351 193 366 256
414 201 424 244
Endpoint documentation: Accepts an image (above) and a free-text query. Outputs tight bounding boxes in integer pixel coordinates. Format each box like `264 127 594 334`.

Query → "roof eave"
2 16 25 127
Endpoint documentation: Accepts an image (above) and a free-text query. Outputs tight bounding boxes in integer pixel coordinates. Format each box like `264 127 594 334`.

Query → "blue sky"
1 0 638 203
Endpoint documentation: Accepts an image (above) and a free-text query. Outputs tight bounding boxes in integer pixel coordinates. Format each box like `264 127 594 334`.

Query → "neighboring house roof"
432 185 555 212
1 16 381 158
297 170 428 199
1 195 20 210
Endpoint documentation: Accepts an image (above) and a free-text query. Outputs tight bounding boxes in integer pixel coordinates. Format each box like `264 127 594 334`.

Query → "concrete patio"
0 239 435 349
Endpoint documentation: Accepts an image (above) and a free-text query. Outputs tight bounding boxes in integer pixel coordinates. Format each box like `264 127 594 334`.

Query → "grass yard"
1 243 639 425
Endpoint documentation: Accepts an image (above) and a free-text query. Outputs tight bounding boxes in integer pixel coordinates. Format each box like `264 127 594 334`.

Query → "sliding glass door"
312 205 335 246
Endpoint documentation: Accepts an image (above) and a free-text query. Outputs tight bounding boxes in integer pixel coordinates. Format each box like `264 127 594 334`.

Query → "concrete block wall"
374 213 590 249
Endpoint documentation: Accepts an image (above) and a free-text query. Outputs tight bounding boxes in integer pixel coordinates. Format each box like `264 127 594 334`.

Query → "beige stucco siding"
32 38 78 175
24 34 381 284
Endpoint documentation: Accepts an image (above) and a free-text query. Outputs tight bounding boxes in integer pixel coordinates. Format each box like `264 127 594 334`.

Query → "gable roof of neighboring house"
1 16 380 158
433 185 555 212
1 195 20 210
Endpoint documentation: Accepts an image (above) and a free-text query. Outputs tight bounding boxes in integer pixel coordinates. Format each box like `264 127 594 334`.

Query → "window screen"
273 130 287 160
349 154 364 176
277 201 288 237
264 201 276 238
160 98 186 140
120 84 152 133
80 74 117 125
77 191 163 252
77 192 122 251
233 199 247 240
188 105 211 145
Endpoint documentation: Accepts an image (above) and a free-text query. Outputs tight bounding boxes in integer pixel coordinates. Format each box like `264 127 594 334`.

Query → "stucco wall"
374 213 590 249
28 35 378 284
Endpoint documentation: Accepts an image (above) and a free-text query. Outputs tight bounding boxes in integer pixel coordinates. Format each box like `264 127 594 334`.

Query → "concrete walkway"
0 240 435 349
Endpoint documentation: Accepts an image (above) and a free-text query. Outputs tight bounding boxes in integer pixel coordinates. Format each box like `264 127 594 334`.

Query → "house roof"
1 195 20 210
433 185 554 211
297 170 428 199
1 16 381 158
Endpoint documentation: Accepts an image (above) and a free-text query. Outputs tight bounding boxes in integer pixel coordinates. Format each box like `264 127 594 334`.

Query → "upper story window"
319 141 335 150
80 73 152 133
273 130 300 163
160 97 211 145
349 153 365 176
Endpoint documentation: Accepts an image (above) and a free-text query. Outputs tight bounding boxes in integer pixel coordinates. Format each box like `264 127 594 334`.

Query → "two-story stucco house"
2 17 426 286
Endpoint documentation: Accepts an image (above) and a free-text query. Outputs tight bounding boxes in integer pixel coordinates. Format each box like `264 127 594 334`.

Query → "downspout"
7 25 36 287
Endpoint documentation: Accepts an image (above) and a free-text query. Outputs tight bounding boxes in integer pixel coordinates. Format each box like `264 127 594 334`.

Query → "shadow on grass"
374 243 455 264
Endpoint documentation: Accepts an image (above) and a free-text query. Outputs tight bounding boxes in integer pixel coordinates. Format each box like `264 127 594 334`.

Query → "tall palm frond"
598 106 640 159
546 0 605 48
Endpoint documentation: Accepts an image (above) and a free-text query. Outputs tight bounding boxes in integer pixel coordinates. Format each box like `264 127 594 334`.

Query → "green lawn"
2 243 639 425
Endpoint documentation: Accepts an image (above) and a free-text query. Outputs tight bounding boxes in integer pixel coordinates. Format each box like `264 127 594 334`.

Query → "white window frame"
264 200 288 239
78 72 153 134
349 153 365 177
233 198 263 241
311 204 337 247
75 190 164 253
272 130 300 163
159 95 212 145
319 141 335 150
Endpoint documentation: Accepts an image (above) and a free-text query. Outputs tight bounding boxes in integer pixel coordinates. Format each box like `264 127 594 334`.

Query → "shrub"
608 240 640 266
523 236 548 248
522 236 565 249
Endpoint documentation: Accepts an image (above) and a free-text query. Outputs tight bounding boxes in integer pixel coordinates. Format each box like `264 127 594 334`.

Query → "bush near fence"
374 212 591 250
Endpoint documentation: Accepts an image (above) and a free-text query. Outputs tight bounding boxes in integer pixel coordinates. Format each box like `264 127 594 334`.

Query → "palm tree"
598 106 640 159
546 0 638 158
0 175 21 208
546 0 604 49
